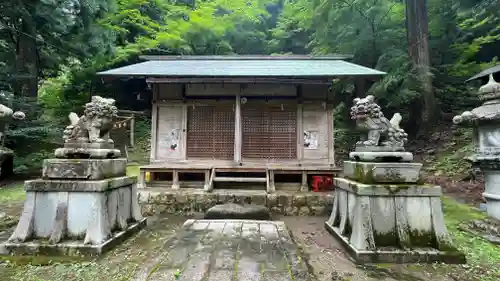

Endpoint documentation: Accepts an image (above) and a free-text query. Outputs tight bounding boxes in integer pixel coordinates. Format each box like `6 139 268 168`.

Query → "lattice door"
186 104 235 159
242 101 297 159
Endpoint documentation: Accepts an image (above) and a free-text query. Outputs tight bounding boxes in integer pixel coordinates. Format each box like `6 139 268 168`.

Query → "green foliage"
0 184 25 203
2 0 500 173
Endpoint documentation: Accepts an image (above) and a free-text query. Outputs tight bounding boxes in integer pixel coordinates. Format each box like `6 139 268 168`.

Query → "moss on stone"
352 163 376 184
373 230 399 247
408 229 436 248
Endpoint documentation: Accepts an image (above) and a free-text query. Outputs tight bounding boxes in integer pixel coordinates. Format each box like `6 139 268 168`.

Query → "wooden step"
213 177 267 183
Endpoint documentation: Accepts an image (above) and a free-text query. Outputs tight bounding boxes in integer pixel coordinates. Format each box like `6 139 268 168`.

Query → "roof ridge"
139 55 353 61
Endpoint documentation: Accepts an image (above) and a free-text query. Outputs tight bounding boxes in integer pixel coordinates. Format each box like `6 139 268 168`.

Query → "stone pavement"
134 219 311 281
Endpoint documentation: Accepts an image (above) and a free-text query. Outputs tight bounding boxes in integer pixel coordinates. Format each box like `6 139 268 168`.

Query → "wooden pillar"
172 170 180 190
150 87 159 163
301 171 308 192
296 85 304 160
138 169 146 189
181 102 188 160
267 170 275 193
234 92 242 163
130 114 135 148
297 104 304 161
326 102 335 165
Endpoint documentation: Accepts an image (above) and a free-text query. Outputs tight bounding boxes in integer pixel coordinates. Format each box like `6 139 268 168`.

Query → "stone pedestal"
479 166 500 220
55 141 121 159
1 158 146 256
325 153 465 264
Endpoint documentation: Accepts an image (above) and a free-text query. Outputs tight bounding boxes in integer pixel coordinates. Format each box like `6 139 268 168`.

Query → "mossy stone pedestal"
325 151 465 264
1 158 146 257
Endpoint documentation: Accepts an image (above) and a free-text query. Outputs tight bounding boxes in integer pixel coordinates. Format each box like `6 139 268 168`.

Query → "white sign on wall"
304 130 318 150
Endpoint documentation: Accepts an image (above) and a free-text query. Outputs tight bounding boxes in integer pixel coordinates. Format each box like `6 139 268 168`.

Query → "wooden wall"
151 83 335 164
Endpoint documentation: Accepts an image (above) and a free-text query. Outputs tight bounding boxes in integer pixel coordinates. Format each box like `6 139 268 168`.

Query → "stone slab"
2 218 146 257
42 158 127 180
63 141 115 150
353 145 405 153
54 147 121 159
204 203 271 220
349 151 413 162
132 219 310 281
324 221 466 264
343 161 422 184
334 177 442 197
25 176 137 192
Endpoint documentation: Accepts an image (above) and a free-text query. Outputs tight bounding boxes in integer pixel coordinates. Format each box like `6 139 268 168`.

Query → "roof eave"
138 54 355 61
98 74 386 84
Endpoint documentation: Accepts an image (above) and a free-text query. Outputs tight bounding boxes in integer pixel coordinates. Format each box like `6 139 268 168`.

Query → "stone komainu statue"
350 95 408 150
63 96 119 144
55 96 121 159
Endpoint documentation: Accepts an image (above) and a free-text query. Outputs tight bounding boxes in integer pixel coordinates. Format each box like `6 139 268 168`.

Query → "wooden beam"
118 109 145 115
146 77 334 85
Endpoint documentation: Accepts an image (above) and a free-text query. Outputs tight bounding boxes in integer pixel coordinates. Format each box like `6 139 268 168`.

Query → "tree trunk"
406 0 437 135
14 18 38 97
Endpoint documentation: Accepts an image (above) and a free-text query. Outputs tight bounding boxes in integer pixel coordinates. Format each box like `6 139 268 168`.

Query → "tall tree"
0 0 115 97
406 0 437 134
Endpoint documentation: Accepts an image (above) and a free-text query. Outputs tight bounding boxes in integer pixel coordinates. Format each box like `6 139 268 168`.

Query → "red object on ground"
311 176 334 192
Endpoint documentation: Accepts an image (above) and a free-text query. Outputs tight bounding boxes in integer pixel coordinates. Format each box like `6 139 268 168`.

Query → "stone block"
54 147 121 159
349 151 413 162
343 161 422 184
4 177 145 257
325 178 465 264
334 177 442 197
42 158 127 180
63 141 114 150
25 176 136 192
205 203 271 220
3 219 146 257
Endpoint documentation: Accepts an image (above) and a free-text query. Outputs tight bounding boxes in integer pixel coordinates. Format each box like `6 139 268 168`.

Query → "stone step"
212 177 267 183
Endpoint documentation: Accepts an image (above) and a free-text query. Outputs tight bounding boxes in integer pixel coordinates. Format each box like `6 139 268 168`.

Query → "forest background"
0 0 497 176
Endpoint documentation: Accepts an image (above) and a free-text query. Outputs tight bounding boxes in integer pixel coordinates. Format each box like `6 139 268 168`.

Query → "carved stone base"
353 145 405 153
2 218 146 257
63 141 115 149
349 151 414 162
42 158 127 180
343 161 422 184
325 177 465 264
5 176 144 256
54 147 121 159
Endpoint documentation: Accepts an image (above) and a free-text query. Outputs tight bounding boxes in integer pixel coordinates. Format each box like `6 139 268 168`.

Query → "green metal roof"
98 56 386 78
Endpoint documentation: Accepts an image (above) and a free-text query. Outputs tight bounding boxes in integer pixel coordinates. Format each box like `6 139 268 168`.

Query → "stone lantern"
454 71 500 220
